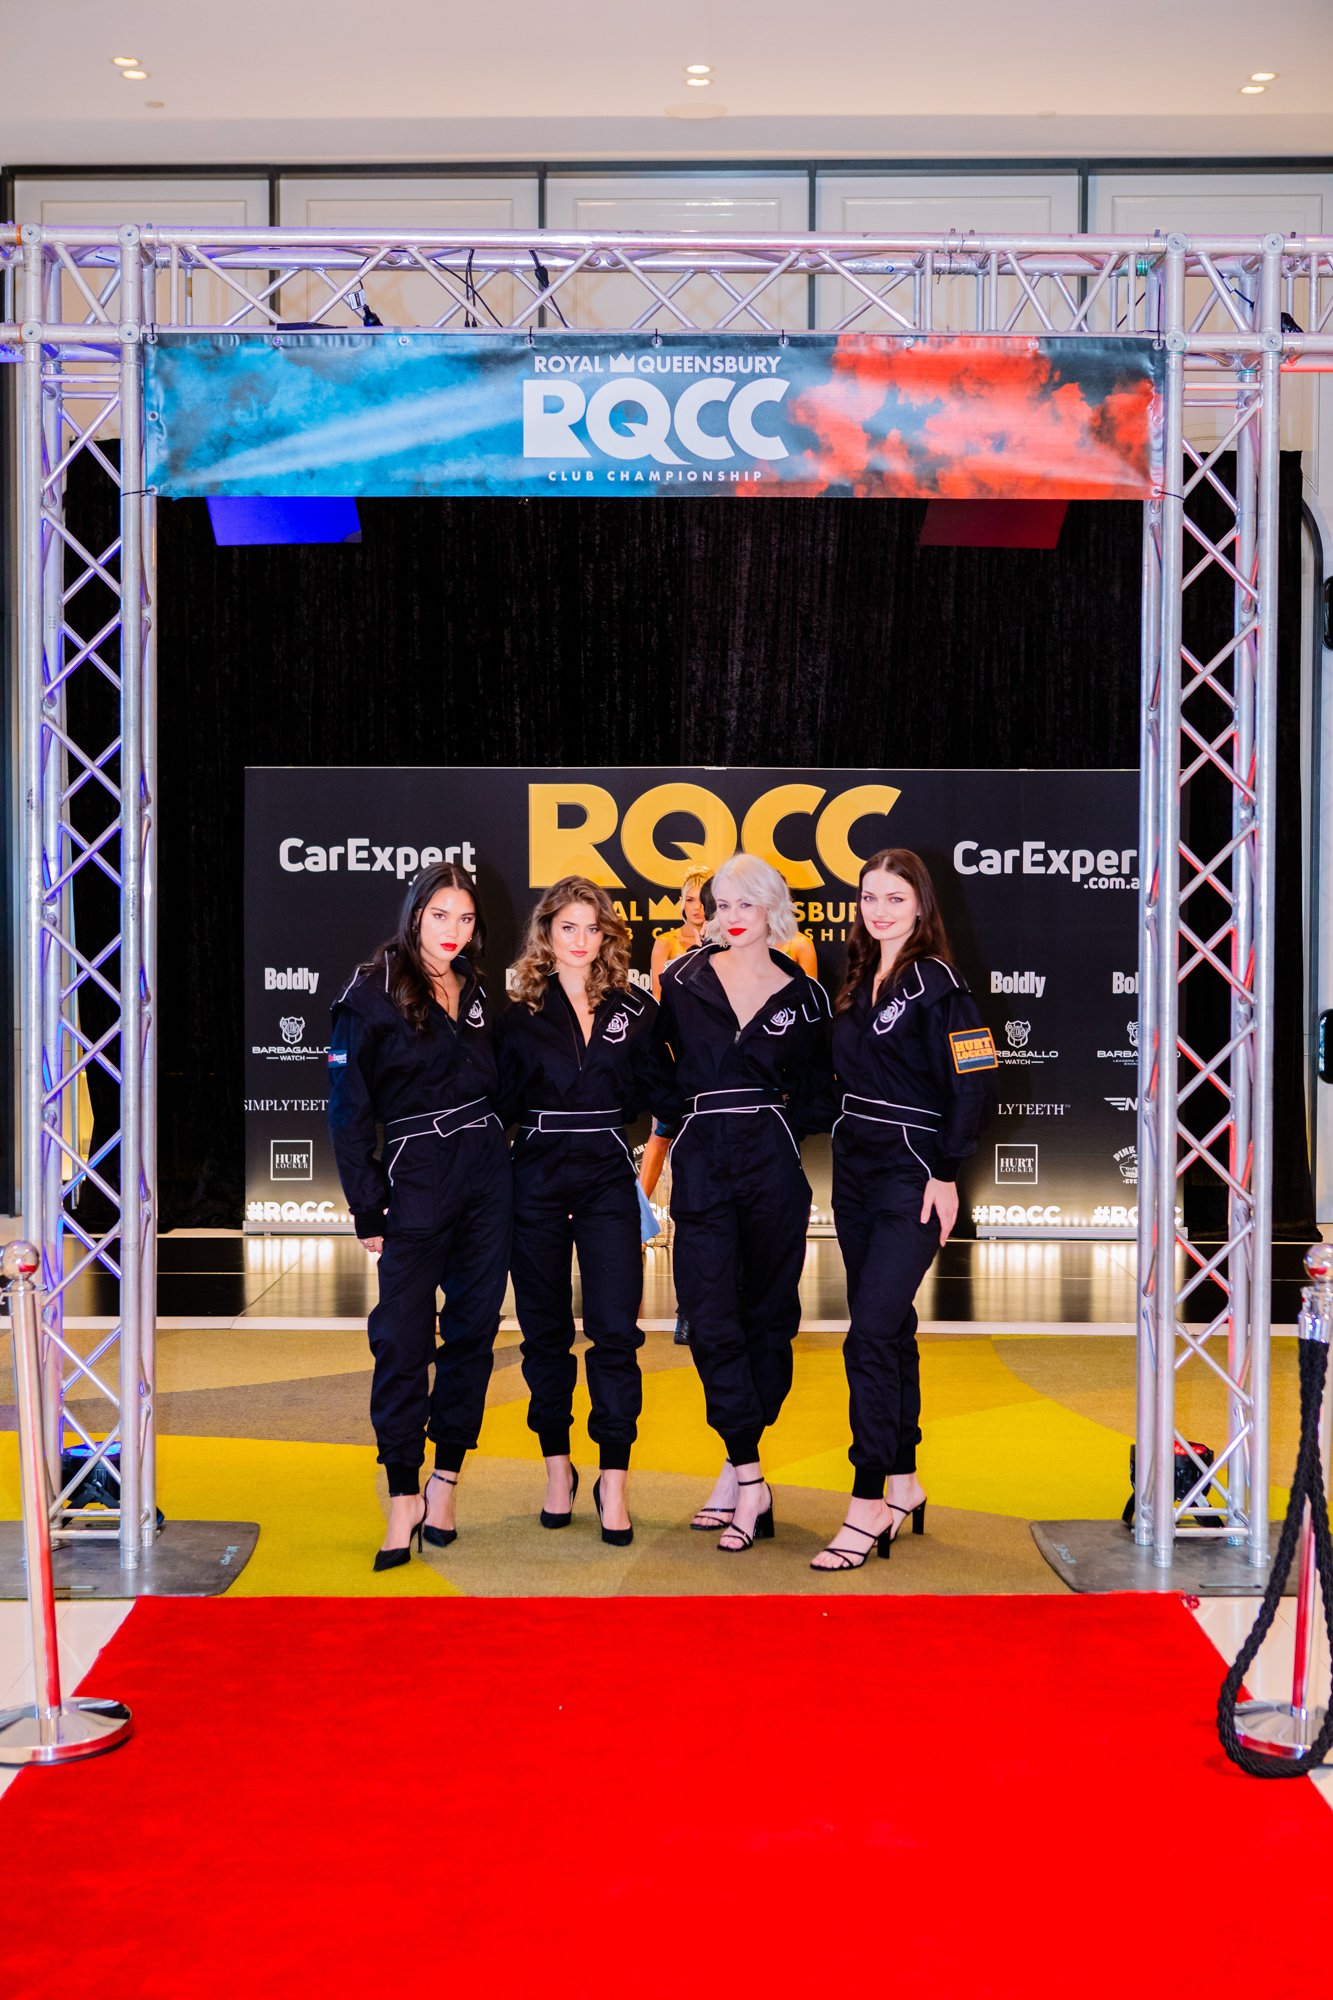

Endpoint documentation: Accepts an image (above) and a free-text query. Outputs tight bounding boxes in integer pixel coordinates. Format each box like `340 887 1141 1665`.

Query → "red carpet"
2 1594 1330 1998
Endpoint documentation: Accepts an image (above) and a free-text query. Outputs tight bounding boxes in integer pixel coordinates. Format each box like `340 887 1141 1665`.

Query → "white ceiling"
4 0 1332 166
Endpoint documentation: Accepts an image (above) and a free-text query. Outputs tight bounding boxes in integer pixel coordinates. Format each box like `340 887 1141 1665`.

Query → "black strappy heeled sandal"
691 1505 735 1531
691 1461 735 1532
373 1495 427 1572
422 1470 459 1549
717 1476 774 1553
885 1497 927 1543
810 1517 893 1571
539 1464 579 1530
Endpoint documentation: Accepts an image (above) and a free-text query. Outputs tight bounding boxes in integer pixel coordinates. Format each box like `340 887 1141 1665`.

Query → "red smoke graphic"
774 336 1159 501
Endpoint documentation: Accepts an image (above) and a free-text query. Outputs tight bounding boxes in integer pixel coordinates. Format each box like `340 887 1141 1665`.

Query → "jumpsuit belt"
840 1094 941 1134
685 1088 785 1115
384 1098 496 1143
520 1107 624 1134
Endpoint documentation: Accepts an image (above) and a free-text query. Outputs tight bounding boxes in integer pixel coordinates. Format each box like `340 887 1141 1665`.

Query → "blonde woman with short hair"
652 853 834 1553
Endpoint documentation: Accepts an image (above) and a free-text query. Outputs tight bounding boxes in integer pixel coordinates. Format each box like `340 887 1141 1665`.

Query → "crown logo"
609 352 635 374
649 896 680 921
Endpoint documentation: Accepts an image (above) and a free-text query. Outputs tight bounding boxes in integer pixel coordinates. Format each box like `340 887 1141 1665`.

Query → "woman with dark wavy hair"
328 861 510 1570
498 876 662 1544
811 848 996 1573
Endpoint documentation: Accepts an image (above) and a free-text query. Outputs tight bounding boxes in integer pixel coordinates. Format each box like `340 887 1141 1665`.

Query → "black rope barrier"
1216 1330 1333 1776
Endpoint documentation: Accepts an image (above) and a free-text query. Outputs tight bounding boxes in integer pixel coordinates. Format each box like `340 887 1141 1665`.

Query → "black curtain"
64 461 1313 1232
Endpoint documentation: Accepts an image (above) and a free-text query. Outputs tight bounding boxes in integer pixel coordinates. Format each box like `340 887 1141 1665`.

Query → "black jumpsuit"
653 943 834 1466
497 980 661 1472
327 955 511 1494
831 955 995 1496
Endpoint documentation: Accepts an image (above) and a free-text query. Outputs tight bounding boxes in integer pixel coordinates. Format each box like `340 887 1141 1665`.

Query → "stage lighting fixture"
60 1444 166 1526
121 69 150 81
685 63 712 73
686 76 712 86
111 55 140 66
1123 1438 1216 1529
1239 83 1266 94
1249 71 1277 81
205 497 362 547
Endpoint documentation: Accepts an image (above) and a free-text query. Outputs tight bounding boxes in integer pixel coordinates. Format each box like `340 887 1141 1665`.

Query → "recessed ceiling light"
684 63 712 75
121 68 150 81
112 56 140 67
1249 71 1277 81
1239 82 1266 93
686 75 712 86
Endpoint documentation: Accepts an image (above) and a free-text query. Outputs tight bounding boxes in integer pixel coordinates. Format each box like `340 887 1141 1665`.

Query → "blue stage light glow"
205 497 362 546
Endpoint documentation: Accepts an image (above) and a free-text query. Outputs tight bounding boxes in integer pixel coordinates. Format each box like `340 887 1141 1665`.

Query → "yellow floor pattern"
0 1329 1301 1596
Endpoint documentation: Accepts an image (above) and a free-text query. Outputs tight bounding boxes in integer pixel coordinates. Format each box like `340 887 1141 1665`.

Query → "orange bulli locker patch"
949 1027 998 1073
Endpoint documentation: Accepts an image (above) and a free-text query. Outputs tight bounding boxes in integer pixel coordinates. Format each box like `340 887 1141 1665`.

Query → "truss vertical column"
116 224 152 1564
17 232 51 1471
1134 496 1163 1547
1246 234 1286 1566
38 251 70 1499
1148 239 1188 1565
138 252 160 1548
1138 233 1285 1568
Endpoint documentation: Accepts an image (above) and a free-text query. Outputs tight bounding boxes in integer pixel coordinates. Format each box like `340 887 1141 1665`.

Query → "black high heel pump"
593 1475 633 1547
373 1495 427 1572
423 1470 459 1549
540 1465 579 1530
717 1475 774 1553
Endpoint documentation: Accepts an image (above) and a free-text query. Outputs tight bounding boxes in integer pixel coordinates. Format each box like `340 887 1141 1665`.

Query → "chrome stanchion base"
0 1697 133 1766
1233 1697 1329 1760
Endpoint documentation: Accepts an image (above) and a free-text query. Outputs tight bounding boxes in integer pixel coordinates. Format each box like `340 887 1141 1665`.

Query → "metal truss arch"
3 219 1331 1571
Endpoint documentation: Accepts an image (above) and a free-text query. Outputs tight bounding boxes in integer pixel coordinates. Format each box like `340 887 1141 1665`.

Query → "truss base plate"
1031 1519 1291 1595
0 1520 259 1599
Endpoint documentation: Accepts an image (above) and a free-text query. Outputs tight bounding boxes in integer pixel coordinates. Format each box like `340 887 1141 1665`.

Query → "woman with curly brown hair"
328 861 509 1571
497 875 663 1545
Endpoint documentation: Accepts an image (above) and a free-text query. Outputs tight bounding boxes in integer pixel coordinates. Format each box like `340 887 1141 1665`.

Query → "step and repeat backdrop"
244 767 1141 1238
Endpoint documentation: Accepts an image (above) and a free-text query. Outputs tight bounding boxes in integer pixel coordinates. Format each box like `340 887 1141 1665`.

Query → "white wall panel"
16 177 271 331
1091 173 1332 506
543 174 810 331
15 178 272 434
279 176 540 328
816 173 1080 333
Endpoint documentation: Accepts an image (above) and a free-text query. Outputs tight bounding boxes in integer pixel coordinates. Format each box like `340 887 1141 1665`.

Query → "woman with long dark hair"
811 848 995 1572
498 876 661 1544
328 861 510 1570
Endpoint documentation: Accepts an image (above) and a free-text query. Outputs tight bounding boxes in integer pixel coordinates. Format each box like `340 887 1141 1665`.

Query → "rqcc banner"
148 331 1163 501
244 767 1143 1239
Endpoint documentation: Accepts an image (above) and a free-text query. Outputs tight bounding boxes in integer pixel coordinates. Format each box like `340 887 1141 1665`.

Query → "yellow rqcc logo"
529 780 900 891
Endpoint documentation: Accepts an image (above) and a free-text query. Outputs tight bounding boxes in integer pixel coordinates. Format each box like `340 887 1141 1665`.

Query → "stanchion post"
1233 1244 1333 1758
0 1242 133 1765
